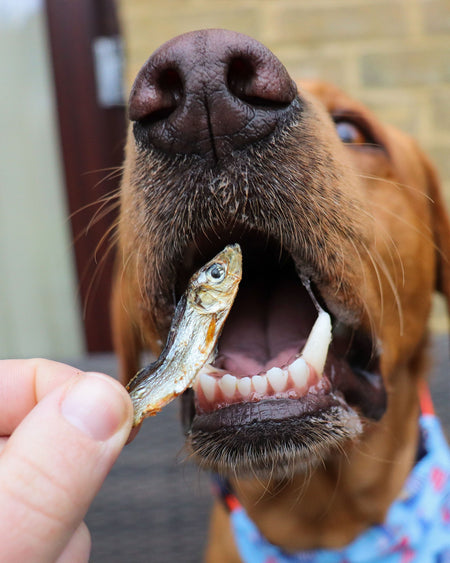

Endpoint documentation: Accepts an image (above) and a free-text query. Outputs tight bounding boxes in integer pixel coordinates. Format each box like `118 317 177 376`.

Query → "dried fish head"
188 244 242 315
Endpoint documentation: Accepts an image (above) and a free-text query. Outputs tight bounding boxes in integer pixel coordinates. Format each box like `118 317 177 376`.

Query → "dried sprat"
127 244 242 426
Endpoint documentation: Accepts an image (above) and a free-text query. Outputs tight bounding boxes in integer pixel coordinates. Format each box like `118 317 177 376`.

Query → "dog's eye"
335 120 367 145
207 264 226 282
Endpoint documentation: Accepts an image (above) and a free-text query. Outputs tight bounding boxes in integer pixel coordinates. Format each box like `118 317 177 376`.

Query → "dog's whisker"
78 167 125 205
346 236 379 344
340 160 435 203
370 245 405 336
82 164 125 177
83 230 120 320
369 200 436 250
69 188 121 217
377 228 406 290
354 172 435 203
348 197 407 286
359 241 386 333
292 464 313 508
94 221 119 264
320 464 340 519
351 442 398 466
86 199 121 236
135 241 149 313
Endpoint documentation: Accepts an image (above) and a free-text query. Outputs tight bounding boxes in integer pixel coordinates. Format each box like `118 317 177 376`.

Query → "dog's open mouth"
171 225 387 477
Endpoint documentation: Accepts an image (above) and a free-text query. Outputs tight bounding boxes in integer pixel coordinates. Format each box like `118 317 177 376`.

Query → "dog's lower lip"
188 380 336 431
182 343 385 435
182 372 341 434
183 378 363 478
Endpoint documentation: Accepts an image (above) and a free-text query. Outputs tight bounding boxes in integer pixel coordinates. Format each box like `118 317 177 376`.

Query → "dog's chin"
182 388 363 479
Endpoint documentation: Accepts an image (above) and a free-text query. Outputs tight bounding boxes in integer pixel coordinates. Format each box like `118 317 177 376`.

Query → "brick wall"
118 0 449 199
118 0 450 329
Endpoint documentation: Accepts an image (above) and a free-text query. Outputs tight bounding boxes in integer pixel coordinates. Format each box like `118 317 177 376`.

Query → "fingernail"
61 374 129 441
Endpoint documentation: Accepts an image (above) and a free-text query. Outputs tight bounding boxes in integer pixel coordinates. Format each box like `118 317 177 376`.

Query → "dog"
112 30 450 561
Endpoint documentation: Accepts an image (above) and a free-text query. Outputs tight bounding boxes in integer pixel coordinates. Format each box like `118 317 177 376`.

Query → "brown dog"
112 30 450 561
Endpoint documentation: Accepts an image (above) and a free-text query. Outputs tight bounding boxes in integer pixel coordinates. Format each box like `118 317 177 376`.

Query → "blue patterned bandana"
227 415 450 563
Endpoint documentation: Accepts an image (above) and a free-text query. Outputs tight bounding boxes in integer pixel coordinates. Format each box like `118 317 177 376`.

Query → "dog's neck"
229 373 421 552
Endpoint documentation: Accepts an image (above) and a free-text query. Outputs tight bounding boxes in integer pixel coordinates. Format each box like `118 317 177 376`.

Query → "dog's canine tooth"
288 357 309 388
252 374 268 394
301 310 332 377
199 371 217 402
237 377 252 397
267 367 288 392
219 373 238 398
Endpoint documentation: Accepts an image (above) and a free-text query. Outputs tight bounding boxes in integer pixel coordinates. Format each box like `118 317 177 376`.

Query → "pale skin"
0 358 134 563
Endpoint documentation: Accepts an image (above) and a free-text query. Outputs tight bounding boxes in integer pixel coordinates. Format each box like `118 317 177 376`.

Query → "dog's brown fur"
113 65 450 560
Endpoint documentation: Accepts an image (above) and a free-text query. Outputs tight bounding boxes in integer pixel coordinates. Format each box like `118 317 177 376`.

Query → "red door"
45 0 127 351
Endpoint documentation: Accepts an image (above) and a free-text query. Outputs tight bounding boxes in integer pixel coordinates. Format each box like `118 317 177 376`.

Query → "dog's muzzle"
126 29 386 478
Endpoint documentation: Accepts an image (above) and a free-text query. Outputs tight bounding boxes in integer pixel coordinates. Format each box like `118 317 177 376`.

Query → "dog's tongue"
217 277 316 376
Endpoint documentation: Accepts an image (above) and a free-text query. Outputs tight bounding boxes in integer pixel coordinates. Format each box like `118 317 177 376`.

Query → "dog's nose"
129 29 297 161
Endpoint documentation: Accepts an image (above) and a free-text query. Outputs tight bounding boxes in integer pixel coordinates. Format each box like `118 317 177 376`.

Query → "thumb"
0 372 133 563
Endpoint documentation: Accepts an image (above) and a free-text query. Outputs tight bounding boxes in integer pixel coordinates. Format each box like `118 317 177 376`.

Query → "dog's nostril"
227 56 293 110
155 67 184 112
159 68 183 95
227 57 256 102
129 66 184 125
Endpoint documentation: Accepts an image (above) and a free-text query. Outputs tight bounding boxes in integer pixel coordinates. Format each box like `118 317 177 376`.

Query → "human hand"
0 359 133 563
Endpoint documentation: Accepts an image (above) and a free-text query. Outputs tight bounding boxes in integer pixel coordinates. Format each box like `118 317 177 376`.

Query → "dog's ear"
425 155 450 315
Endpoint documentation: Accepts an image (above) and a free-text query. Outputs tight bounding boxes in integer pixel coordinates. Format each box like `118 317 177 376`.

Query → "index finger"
0 359 87 434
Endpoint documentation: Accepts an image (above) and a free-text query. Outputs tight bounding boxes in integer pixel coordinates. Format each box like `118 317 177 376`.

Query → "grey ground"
73 335 449 563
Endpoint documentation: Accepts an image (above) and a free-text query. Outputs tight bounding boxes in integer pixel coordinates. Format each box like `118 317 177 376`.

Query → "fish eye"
207 263 226 282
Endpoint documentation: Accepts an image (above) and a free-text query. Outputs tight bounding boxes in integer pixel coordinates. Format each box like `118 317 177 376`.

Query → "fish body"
127 244 242 426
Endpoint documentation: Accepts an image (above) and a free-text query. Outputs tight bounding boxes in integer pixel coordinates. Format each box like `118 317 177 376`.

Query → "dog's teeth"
195 312 330 410
267 367 288 392
199 371 217 402
301 310 332 377
219 373 237 398
237 377 252 397
252 374 268 394
288 357 309 388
